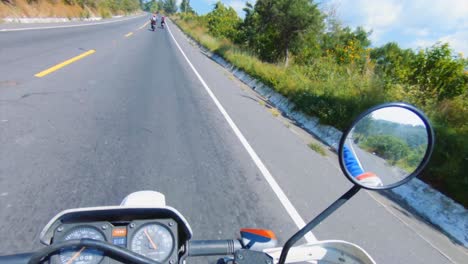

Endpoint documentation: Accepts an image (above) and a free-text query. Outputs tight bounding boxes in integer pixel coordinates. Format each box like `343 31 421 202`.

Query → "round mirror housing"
338 103 434 190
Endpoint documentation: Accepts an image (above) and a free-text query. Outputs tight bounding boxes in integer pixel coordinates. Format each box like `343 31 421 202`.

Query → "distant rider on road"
161 16 166 28
150 13 157 29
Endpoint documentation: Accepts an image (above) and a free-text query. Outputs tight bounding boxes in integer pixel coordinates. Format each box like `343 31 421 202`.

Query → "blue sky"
184 0 468 55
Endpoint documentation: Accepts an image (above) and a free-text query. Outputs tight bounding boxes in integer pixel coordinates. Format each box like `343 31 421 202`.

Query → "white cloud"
328 0 402 31
409 31 468 55
402 0 468 30
326 0 468 53
360 0 402 29
409 39 437 50
438 30 468 55
403 27 431 38
227 0 247 16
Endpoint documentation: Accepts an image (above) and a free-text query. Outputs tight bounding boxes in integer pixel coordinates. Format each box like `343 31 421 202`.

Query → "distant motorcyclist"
343 144 383 187
150 13 157 31
161 16 166 29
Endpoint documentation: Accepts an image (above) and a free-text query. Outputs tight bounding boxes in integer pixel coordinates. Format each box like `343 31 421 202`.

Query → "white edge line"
166 21 317 243
0 14 145 32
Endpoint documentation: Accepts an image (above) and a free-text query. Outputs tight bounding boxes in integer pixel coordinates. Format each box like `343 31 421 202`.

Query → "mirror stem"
278 185 361 264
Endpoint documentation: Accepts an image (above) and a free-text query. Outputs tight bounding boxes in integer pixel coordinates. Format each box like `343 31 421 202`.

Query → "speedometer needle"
144 229 158 250
66 246 86 264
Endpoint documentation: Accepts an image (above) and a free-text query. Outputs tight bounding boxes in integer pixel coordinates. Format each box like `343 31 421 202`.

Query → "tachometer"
130 223 174 262
59 226 105 264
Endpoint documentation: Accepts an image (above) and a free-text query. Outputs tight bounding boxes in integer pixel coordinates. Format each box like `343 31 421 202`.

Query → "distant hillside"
0 0 141 20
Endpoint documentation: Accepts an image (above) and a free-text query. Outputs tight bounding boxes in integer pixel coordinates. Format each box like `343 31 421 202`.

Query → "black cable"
27 239 161 264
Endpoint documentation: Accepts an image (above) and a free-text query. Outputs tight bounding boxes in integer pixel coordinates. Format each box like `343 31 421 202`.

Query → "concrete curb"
171 20 468 247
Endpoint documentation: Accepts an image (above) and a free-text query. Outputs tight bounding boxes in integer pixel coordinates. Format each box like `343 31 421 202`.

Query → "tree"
180 0 194 13
206 2 241 40
361 135 410 165
370 42 415 85
163 0 177 14
121 0 139 13
237 2 256 45
244 0 324 66
290 26 323 65
144 0 160 12
321 25 371 67
408 43 468 103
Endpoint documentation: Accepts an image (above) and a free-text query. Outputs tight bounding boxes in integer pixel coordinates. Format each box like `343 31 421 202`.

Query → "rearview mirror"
338 103 434 190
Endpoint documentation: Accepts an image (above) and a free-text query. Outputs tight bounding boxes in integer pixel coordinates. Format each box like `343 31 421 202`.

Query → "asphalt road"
0 15 466 263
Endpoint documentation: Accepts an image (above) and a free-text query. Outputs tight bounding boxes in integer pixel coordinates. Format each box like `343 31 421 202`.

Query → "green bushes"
206 2 240 40
98 6 111 18
361 135 411 164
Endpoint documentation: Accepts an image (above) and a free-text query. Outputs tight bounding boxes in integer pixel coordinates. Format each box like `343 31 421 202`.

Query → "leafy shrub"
361 135 410 165
205 2 240 40
99 7 111 18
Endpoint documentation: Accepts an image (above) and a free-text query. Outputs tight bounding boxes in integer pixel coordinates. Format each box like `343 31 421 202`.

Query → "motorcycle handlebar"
0 239 244 264
187 240 243 257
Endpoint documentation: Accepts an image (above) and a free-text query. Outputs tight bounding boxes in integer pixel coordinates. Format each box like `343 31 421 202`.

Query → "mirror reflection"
343 107 429 188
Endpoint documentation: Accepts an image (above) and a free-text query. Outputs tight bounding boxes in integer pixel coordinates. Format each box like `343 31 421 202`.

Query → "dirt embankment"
1 0 141 21
1 0 91 20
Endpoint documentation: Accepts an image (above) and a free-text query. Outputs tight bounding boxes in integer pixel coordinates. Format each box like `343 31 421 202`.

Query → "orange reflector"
241 228 277 239
112 228 127 237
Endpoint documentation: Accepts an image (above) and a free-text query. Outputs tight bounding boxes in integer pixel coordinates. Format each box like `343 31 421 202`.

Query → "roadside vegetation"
354 117 428 171
173 1 467 206
308 142 327 157
0 0 141 19
142 0 177 14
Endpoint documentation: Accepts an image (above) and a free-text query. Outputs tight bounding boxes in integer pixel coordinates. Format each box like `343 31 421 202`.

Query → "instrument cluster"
52 219 178 264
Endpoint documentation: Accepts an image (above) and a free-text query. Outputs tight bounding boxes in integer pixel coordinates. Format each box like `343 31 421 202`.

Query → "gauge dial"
130 223 174 262
59 226 105 264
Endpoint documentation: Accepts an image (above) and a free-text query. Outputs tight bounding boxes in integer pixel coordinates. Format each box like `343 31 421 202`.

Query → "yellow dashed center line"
125 32 133 37
34 49 96 78
138 21 150 30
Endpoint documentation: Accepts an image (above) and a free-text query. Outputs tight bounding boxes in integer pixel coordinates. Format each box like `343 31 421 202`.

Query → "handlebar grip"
188 240 243 256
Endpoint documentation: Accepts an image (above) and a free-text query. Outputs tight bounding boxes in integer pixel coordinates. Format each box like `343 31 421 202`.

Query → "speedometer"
130 223 174 262
59 226 105 264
